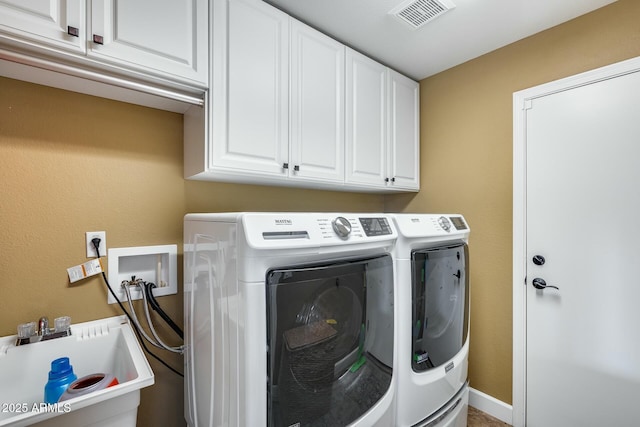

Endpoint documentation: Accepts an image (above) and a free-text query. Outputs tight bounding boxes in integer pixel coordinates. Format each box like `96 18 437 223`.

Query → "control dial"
438 216 451 232
332 217 352 238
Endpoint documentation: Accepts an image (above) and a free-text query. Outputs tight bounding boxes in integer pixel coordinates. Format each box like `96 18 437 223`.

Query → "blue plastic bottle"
44 357 77 404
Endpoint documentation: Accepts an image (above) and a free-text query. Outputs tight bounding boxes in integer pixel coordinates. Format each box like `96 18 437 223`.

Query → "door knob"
532 277 559 290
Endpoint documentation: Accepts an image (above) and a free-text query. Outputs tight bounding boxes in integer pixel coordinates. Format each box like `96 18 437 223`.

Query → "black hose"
143 282 184 339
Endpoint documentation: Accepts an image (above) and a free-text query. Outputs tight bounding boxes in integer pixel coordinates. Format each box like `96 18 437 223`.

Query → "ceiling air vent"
390 0 456 29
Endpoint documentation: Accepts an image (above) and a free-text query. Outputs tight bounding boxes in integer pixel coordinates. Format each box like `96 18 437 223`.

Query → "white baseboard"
469 387 513 425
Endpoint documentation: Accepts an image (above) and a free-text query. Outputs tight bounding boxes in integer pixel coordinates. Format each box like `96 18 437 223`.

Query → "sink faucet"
38 316 49 336
16 316 72 346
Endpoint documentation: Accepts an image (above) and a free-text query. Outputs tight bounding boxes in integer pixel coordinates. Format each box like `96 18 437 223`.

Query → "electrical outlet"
86 231 107 257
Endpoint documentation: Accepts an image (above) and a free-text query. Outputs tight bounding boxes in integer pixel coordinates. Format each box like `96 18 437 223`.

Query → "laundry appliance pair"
183 212 470 427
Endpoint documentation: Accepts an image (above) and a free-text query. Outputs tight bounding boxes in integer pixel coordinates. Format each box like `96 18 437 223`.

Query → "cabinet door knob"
391 177 396 182
385 177 389 183
293 165 300 172
282 163 289 169
93 34 104 45
67 26 79 37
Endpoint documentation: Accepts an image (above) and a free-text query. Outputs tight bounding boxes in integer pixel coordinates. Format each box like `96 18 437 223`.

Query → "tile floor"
468 406 511 426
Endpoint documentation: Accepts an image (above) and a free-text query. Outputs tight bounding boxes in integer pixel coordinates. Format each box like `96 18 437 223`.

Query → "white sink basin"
0 316 154 427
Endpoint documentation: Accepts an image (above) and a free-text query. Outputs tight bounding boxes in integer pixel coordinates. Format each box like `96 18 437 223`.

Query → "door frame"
512 55 640 427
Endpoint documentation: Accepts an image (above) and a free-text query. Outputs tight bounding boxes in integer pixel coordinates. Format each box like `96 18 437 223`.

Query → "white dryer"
184 213 398 427
390 214 470 427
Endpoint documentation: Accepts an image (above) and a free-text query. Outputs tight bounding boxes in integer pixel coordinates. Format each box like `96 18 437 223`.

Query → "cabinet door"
210 0 289 177
388 70 420 190
290 20 345 183
89 0 207 85
345 48 387 187
0 0 84 52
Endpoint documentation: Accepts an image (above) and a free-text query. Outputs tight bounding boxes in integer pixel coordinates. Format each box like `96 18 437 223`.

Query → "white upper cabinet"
89 0 207 85
210 0 289 177
290 19 345 184
388 69 420 190
195 0 345 185
185 0 419 192
0 0 85 52
345 48 420 191
0 0 208 103
345 48 388 187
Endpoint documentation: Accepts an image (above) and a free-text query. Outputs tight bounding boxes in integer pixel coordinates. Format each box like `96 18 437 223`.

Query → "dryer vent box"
390 0 456 29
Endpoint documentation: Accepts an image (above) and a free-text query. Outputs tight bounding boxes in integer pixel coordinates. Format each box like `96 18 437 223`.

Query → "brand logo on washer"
275 219 293 225
411 218 421 223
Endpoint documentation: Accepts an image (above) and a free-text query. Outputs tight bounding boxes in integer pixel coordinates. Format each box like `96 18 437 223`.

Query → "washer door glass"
411 243 469 372
266 254 393 427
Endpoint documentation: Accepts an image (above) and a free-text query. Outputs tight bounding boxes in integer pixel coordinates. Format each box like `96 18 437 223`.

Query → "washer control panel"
449 216 468 230
392 214 470 238
241 213 397 249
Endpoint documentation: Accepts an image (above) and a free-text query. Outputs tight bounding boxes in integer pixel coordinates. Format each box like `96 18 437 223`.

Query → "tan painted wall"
0 79 384 426
386 0 640 405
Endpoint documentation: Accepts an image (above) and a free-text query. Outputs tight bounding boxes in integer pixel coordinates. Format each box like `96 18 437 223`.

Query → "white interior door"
524 69 640 426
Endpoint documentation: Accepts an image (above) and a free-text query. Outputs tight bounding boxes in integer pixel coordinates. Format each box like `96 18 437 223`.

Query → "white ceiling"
264 0 618 81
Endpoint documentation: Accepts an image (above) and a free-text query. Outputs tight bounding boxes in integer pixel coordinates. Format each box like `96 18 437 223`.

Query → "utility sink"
0 316 154 427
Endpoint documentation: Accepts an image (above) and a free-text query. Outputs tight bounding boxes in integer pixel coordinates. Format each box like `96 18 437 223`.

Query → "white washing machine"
390 214 470 427
184 213 398 427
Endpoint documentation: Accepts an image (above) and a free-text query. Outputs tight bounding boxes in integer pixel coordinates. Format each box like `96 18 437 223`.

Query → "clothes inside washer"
283 321 338 350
